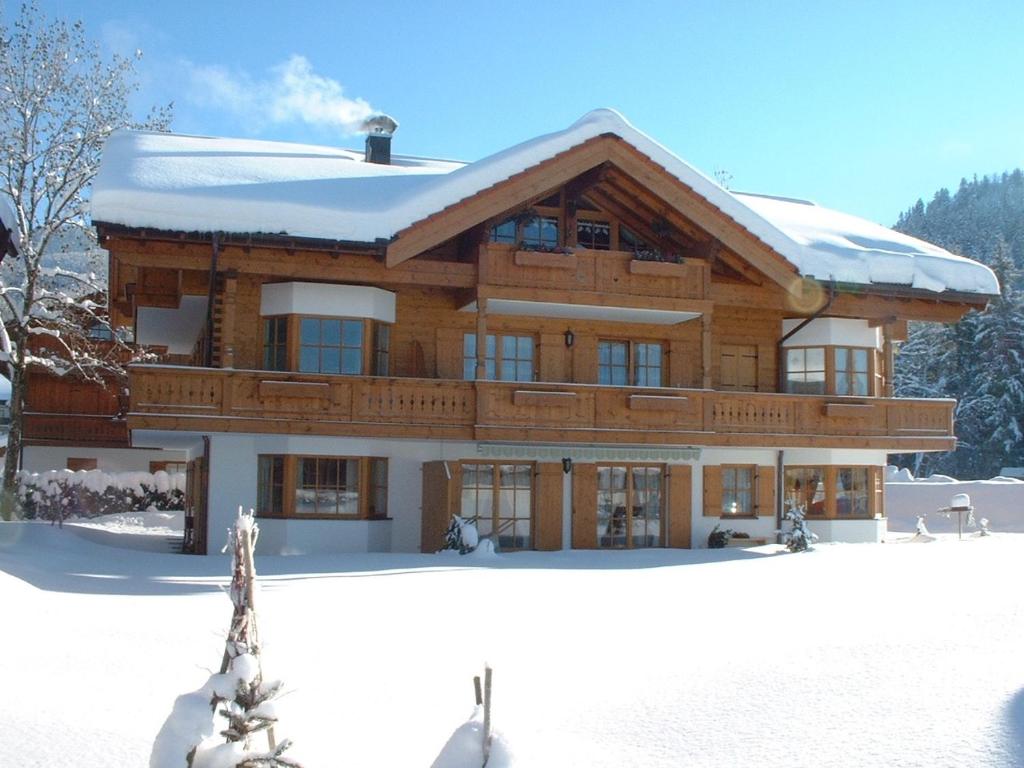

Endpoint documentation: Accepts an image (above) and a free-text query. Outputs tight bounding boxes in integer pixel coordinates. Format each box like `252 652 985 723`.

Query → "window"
598 341 664 387
784 347 826 394
67 458 98 471
461 463 532 550
463 333 534 381
263 316 288 371
835 347 870 396
256 455 387 519
576 218 611 250
783 466 877 518
721 466 754 516
836 467 869 516
489 215 560 249
299 317 363 375
87 322 114 341
784 467 826 516
150 461 188 474
597 464 663 548
618 225 649 253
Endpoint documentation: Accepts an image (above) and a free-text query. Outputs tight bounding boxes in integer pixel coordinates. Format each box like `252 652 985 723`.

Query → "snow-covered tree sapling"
0 2 171 517
442 515 480 554
780 503 818 552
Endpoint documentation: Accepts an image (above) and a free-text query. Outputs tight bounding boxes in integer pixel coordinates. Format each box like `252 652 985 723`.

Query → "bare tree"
0 2 171 515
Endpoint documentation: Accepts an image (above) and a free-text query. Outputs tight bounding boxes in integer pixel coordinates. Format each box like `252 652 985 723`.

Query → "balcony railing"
23 413 130 446
128 365 955 450
478 245 707 300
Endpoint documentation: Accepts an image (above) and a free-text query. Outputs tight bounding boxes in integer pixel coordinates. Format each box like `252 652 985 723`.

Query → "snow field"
1 523 1022 767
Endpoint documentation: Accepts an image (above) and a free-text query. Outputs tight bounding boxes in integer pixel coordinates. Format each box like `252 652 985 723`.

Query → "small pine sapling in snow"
780 503 818 552
442 515 479 554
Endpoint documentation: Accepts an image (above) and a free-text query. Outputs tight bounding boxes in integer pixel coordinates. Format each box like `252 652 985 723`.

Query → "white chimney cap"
361 114 399 137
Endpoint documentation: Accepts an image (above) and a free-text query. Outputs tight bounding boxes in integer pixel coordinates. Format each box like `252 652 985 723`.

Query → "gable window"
576 218 611 250
784 347 826 395
835 347 870 396
490 218 517 244
463 333 535 381
598 340 664 387
257 455 388 519
521 216 559 249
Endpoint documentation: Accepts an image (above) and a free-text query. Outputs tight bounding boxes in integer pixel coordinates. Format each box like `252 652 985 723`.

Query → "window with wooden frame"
783 465 880 519
462 333 535 382
598 340 664 387
67 457 98 471
784 345 878 396
720 465 755 517
489 213 560 249
263 316 288 371
256 455 388 519
261 316 391 376
834 347 871 396
596 464 663 548
784 347 826 394
150 461 188 474
460 462 533 550
576 217 612 250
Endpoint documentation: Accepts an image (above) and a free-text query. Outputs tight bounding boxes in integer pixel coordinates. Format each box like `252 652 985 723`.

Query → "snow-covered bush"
779 504 818 552
442 515 480 554
17 469 185 520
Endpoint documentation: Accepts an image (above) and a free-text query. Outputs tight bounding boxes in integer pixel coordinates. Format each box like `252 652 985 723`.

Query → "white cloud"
187 55 376 135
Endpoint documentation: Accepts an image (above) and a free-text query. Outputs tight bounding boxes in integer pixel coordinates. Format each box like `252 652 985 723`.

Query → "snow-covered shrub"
16 469 185 520
707 524 733 549
779 504 818 552
442 515 480 554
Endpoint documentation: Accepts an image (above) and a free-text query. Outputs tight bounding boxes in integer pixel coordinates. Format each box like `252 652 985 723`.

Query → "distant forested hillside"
893 171 1024 479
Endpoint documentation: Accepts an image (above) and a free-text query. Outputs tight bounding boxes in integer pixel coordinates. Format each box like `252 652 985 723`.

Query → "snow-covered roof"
91 110 999 297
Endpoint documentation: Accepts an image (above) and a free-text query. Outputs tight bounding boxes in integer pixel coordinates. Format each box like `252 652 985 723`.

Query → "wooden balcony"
478 245 708 301
128 365 956 451
23 413 130 447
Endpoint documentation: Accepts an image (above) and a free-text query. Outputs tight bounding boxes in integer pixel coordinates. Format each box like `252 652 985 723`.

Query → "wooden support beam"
475 296 488 380
701 312 713 389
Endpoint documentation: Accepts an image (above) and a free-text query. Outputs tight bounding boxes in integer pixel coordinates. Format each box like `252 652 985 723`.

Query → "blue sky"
29 0 1024 225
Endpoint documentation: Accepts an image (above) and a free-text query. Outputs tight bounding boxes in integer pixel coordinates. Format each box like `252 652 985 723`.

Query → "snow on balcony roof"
91 110 999 297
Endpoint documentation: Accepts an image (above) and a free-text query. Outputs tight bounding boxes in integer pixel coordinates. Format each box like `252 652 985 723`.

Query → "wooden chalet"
90 110 998 555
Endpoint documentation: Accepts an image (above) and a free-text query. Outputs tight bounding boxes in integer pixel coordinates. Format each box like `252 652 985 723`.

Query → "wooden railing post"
475 296 488 380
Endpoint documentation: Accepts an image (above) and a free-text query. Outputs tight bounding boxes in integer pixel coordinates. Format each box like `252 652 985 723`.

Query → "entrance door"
596 465 663 548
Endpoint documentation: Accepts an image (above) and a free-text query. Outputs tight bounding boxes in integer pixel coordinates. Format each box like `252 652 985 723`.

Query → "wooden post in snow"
482 665 493 767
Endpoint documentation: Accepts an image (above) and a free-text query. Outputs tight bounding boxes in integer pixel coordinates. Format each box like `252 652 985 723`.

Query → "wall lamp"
562 457 573 474
564 329 575 348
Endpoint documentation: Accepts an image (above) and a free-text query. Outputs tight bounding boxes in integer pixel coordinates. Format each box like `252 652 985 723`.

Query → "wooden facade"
94 130 992 551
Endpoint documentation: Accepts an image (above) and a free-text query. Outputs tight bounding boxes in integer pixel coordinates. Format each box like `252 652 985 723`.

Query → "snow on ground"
2 520 1024 767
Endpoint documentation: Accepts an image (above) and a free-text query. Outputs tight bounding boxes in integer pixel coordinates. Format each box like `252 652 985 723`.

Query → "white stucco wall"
21 445 188 474
782 317 881 348
259 282 395 322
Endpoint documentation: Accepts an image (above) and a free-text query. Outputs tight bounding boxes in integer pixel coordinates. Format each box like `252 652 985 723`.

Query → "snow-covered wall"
886 477 1024 533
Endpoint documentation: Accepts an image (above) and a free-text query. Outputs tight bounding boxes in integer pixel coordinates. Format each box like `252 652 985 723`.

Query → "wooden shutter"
667 465 692 548
755 465 776 517
571 463 598 549
435 328 464 379
702 466 722 517
534 462 563 551
538 334 566 383
421 460 461 552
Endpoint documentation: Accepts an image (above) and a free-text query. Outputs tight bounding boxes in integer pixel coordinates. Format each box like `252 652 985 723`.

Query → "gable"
385 134 804 295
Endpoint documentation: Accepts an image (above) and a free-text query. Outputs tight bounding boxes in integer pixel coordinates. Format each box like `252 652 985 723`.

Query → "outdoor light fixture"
562 457 573 474
564 329 575 347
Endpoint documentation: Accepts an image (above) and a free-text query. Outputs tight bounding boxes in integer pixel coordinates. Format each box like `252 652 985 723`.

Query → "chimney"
362 114 399 165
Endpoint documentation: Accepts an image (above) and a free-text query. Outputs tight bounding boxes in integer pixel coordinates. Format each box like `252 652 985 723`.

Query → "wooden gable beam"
603 142 803 296
601 171 707 243
386 135 619 267
583 187 698 254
